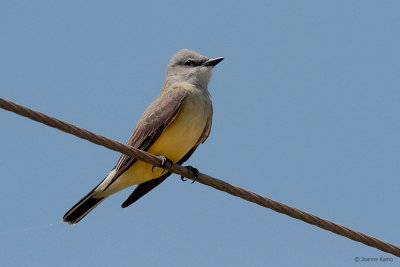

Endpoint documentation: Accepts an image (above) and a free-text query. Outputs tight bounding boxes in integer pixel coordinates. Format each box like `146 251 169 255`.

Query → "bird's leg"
152 155 172 174
181 166 199 184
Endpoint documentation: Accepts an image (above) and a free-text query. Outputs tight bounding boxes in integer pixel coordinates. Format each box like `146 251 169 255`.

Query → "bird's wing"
121 172 171 208
104 87 188 190
197 105 213 144
121 106 213 208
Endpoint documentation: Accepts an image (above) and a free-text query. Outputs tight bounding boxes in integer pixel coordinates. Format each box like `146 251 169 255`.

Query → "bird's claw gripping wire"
181 166 199 184
152 155 172 174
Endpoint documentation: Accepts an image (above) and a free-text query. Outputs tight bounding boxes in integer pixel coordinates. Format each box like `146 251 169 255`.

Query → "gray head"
162 49 223 92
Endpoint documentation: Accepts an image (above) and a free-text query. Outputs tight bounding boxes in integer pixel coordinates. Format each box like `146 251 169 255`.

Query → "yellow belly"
107 87 211 193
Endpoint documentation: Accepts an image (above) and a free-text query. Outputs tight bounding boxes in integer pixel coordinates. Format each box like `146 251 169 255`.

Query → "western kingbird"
63 49 223 224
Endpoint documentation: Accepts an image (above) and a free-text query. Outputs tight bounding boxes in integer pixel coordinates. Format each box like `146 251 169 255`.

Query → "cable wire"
1 97 399 257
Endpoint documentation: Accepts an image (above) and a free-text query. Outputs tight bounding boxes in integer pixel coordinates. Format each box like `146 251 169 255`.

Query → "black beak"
203 57 224 67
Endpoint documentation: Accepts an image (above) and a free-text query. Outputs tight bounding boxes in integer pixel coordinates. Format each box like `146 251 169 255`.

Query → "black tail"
63 187 105 224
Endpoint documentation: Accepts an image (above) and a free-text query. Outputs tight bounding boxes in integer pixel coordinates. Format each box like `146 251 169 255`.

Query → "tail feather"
63 187 105 225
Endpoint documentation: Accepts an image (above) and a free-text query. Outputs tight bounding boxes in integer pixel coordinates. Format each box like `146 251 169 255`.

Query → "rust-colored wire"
1 97 399 257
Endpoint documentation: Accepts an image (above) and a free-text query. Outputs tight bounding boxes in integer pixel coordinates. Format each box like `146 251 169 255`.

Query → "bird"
63 49 223 224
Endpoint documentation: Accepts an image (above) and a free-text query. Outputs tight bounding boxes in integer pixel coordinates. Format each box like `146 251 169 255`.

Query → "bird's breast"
148 89 211 162
115 87 212 187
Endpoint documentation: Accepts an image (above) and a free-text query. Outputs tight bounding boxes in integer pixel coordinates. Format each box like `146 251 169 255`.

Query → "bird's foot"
181 166 199 184
152 155 172 174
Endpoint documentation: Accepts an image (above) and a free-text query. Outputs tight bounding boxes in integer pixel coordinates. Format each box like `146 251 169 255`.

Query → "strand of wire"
1 97 399 257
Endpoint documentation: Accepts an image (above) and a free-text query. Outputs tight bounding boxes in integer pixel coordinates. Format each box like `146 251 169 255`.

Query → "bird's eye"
184 60 193 66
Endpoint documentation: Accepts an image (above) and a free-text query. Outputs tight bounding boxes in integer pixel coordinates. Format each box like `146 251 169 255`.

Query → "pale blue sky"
1 1 399 266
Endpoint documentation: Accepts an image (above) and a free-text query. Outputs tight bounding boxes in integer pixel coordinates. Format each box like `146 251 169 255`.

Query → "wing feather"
105 87 188 189
121 105 213 208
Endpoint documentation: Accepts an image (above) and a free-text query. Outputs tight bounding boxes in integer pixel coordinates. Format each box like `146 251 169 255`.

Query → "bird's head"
163 49 223 92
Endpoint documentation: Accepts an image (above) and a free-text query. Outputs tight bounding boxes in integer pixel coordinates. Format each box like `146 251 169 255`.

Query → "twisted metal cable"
1 97 399 257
